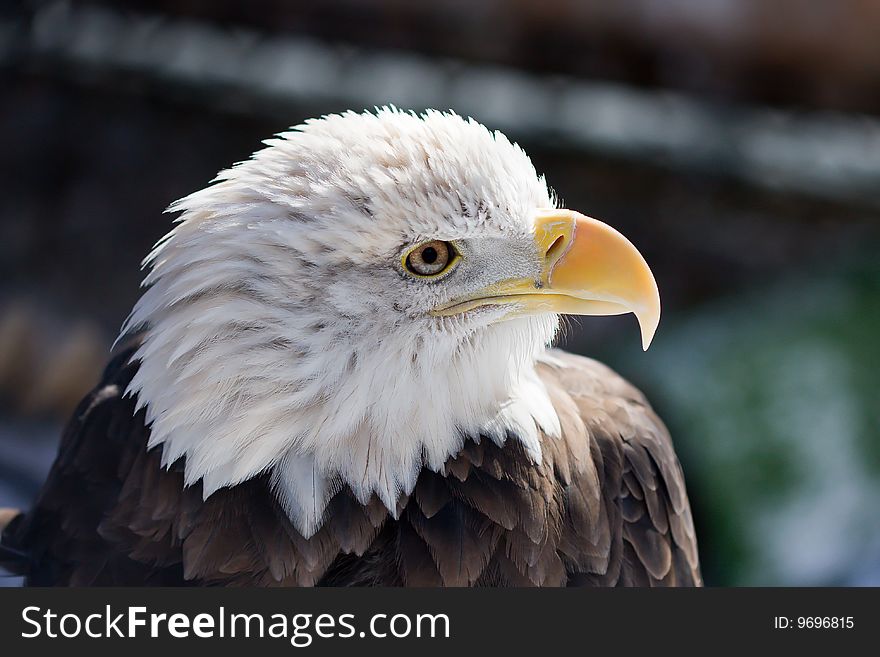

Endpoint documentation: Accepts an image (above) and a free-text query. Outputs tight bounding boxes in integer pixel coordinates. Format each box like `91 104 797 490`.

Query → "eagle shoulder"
535 348 702 586
391 349 701 587
2 346 384 586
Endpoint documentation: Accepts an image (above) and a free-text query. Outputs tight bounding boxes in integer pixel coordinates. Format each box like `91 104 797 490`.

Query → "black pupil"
421 246 439 264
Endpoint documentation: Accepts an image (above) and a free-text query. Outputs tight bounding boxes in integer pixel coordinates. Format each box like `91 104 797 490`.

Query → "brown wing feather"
536 351 702 586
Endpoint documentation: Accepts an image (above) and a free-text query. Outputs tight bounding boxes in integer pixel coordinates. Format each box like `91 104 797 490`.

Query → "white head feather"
121 108 562 536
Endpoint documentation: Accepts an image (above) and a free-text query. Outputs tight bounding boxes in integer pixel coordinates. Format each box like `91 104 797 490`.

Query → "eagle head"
121 108 659 536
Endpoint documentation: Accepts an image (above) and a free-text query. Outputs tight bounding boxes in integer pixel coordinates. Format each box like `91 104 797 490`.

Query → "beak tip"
638 306 660 352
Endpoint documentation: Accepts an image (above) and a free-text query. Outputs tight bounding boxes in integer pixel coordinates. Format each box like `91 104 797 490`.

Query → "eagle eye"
403 240 459 278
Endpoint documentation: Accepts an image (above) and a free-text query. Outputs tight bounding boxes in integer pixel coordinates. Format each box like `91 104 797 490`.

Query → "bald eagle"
1 109 700 586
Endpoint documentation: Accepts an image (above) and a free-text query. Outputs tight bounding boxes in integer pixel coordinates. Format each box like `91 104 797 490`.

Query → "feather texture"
1 346 700 586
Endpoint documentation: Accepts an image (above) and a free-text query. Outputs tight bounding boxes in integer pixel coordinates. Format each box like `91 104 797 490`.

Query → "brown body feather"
1 348 701 586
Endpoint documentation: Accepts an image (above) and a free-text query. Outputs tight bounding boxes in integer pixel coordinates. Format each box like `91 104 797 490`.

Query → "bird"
0 108 700 586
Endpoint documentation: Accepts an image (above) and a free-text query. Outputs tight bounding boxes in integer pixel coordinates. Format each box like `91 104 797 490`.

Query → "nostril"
545 235 567 263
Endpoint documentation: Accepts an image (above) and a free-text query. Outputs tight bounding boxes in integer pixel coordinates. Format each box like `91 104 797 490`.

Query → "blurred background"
1 0 879 586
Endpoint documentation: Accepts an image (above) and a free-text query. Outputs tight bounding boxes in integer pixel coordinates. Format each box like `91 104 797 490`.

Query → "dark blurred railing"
4 1 880 207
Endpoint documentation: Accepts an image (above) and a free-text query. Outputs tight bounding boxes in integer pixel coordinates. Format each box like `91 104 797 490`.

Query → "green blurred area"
606 255 880 585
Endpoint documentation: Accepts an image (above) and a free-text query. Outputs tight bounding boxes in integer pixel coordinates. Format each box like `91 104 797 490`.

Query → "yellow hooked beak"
431 209 661 350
